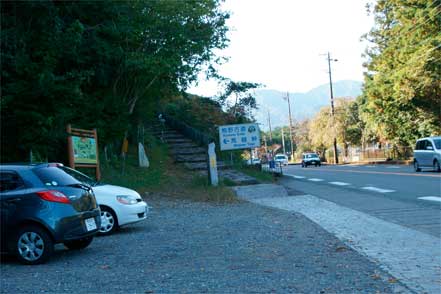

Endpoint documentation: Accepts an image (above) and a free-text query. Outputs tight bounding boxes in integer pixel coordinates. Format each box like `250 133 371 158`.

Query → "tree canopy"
1 0 229 161
360 0 441 146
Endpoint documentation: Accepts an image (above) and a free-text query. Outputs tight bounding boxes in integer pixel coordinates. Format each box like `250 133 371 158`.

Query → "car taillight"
37 190 71 204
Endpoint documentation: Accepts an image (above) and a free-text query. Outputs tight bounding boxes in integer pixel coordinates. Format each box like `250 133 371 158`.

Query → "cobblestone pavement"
1 194 406 294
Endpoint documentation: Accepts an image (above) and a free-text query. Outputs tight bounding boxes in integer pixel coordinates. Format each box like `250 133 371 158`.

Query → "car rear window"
32 166 80 187
306 154 318 158
275 155 286 159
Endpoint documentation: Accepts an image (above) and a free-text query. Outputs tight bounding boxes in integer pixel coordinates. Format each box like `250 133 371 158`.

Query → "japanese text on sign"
219 123 260 151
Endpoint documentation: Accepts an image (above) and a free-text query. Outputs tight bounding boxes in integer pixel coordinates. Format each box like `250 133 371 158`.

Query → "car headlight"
116 195 138 205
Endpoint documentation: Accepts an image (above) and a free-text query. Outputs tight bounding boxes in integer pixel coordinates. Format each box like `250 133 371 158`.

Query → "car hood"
92 184 141 198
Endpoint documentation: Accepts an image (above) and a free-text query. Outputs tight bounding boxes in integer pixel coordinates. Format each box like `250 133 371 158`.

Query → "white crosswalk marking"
329 182 350 186
418 196 441 203
308 178 324 182
361 186 395 193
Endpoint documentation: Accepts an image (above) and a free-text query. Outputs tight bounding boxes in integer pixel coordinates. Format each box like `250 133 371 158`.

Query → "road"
254 163 441 293
281 163 441 236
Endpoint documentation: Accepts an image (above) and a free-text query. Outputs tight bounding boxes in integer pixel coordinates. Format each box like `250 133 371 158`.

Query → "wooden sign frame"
67 124 101 180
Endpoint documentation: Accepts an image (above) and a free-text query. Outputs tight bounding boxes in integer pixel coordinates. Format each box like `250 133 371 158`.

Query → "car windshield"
57 166 97 186
434 139 441 150
275 155 285 159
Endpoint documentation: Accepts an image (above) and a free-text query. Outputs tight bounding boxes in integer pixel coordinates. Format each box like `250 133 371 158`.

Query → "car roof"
417 136 441 142
0 163 63 171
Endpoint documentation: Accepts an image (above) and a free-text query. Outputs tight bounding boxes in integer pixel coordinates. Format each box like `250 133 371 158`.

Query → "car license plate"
85 218 97 231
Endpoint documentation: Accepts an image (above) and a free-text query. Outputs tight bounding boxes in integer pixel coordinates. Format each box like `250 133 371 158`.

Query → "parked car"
301 153 321 167
55 164 149 235
246 158 261 165
274 154 289 166
0 163 101 265
413 136 441 172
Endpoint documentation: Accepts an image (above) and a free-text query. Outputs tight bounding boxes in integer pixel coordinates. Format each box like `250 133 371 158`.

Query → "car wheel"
15 225 53 265
99 206 118 235
434 160 441 172
64 236 94 250
414 160 421 172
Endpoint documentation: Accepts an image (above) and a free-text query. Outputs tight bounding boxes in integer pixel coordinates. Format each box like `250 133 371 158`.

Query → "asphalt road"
280 163 441 236
283 164 441 206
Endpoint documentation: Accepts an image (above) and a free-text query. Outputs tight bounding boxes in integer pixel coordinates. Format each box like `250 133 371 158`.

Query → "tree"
217 80 261 121
360 0 441 146
1 0 230 162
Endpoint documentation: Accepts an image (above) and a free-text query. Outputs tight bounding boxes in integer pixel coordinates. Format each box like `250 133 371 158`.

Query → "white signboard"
219 123 260 151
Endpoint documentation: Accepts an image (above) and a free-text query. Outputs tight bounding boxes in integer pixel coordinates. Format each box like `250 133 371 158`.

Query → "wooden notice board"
66 124 101 180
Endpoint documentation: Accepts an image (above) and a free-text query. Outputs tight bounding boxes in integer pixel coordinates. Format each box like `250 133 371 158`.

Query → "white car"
274 154 289 166
413 136 441 172
56 164 149 235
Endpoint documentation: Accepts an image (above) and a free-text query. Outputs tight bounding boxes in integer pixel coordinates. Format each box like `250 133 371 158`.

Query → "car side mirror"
426 146 433 150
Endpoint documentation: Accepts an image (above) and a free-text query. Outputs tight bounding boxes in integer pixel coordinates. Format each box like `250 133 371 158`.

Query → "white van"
413 136 441 172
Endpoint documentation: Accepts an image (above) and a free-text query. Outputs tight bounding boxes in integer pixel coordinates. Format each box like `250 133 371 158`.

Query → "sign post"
67 124 101 180
207 142 218 186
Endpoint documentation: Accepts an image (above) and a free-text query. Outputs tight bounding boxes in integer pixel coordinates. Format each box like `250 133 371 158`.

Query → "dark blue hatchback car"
0 163 101 264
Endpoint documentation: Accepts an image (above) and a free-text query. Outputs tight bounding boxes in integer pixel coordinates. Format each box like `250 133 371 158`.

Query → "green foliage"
1 0 229 162
218 80 262 121
361 0 441 146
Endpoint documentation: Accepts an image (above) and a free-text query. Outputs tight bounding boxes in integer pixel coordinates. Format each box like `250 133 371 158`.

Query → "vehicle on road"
274 154 289 166
413 136 441 172
0 164 101 265
301 153 321 167
56 164 149 235
246 158 261 165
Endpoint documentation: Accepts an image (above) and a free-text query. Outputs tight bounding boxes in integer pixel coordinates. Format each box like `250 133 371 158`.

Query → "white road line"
329 181 350 186
418 196 441 203
361 186 395 193
386 166 400 169
365 166 375 168
285 174 306 179
308 178 324 182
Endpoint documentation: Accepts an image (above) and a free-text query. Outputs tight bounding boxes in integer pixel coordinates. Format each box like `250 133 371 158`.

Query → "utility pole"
283 92 294 162
267 110 273 143
281 127 286 155
326 51 339 164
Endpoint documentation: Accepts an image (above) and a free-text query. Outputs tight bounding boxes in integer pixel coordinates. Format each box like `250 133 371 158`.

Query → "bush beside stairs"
153 125 259 186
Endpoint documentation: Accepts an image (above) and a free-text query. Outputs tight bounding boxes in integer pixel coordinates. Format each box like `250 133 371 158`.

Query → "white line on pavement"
329 181 350 186
285 174 306 179
308 178 324 182
361 186 395 193
386 166 400 169
418 196 441 203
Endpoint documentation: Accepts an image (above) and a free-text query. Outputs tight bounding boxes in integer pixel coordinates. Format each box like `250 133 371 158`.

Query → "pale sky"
188 0 375 96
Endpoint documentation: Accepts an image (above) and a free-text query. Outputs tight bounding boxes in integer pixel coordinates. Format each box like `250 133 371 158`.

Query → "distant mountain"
253 80 363 129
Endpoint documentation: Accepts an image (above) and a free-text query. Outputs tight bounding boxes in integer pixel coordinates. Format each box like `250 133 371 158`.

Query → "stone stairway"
154 126 258 185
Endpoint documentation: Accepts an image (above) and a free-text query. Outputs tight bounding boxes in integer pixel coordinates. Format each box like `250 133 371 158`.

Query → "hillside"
253 80 362 129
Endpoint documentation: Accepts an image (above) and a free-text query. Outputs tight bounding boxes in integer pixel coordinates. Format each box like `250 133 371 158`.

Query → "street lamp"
326 52 339 164
283 92 294 162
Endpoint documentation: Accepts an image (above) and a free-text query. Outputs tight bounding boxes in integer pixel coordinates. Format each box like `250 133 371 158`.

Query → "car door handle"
7 198 21 203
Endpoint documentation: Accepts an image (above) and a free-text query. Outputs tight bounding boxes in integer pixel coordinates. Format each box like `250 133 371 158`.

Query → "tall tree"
1 0 229 161
361 0 441 146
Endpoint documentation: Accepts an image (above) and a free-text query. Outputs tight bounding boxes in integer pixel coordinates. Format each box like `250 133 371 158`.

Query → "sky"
188 0 375 97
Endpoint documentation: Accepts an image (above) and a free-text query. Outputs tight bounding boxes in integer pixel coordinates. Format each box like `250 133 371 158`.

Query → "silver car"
413 136 441 172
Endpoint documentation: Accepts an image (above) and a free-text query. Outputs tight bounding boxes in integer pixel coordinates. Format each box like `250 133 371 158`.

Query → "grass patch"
235 164 275 183
99 133 237 203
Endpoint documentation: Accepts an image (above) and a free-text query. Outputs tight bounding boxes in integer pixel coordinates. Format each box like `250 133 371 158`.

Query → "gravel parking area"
1 194 405 294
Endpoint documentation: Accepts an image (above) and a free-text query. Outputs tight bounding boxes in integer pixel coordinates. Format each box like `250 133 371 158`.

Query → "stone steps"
184 161 231 171
175 154 207 163
170 147 206 155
